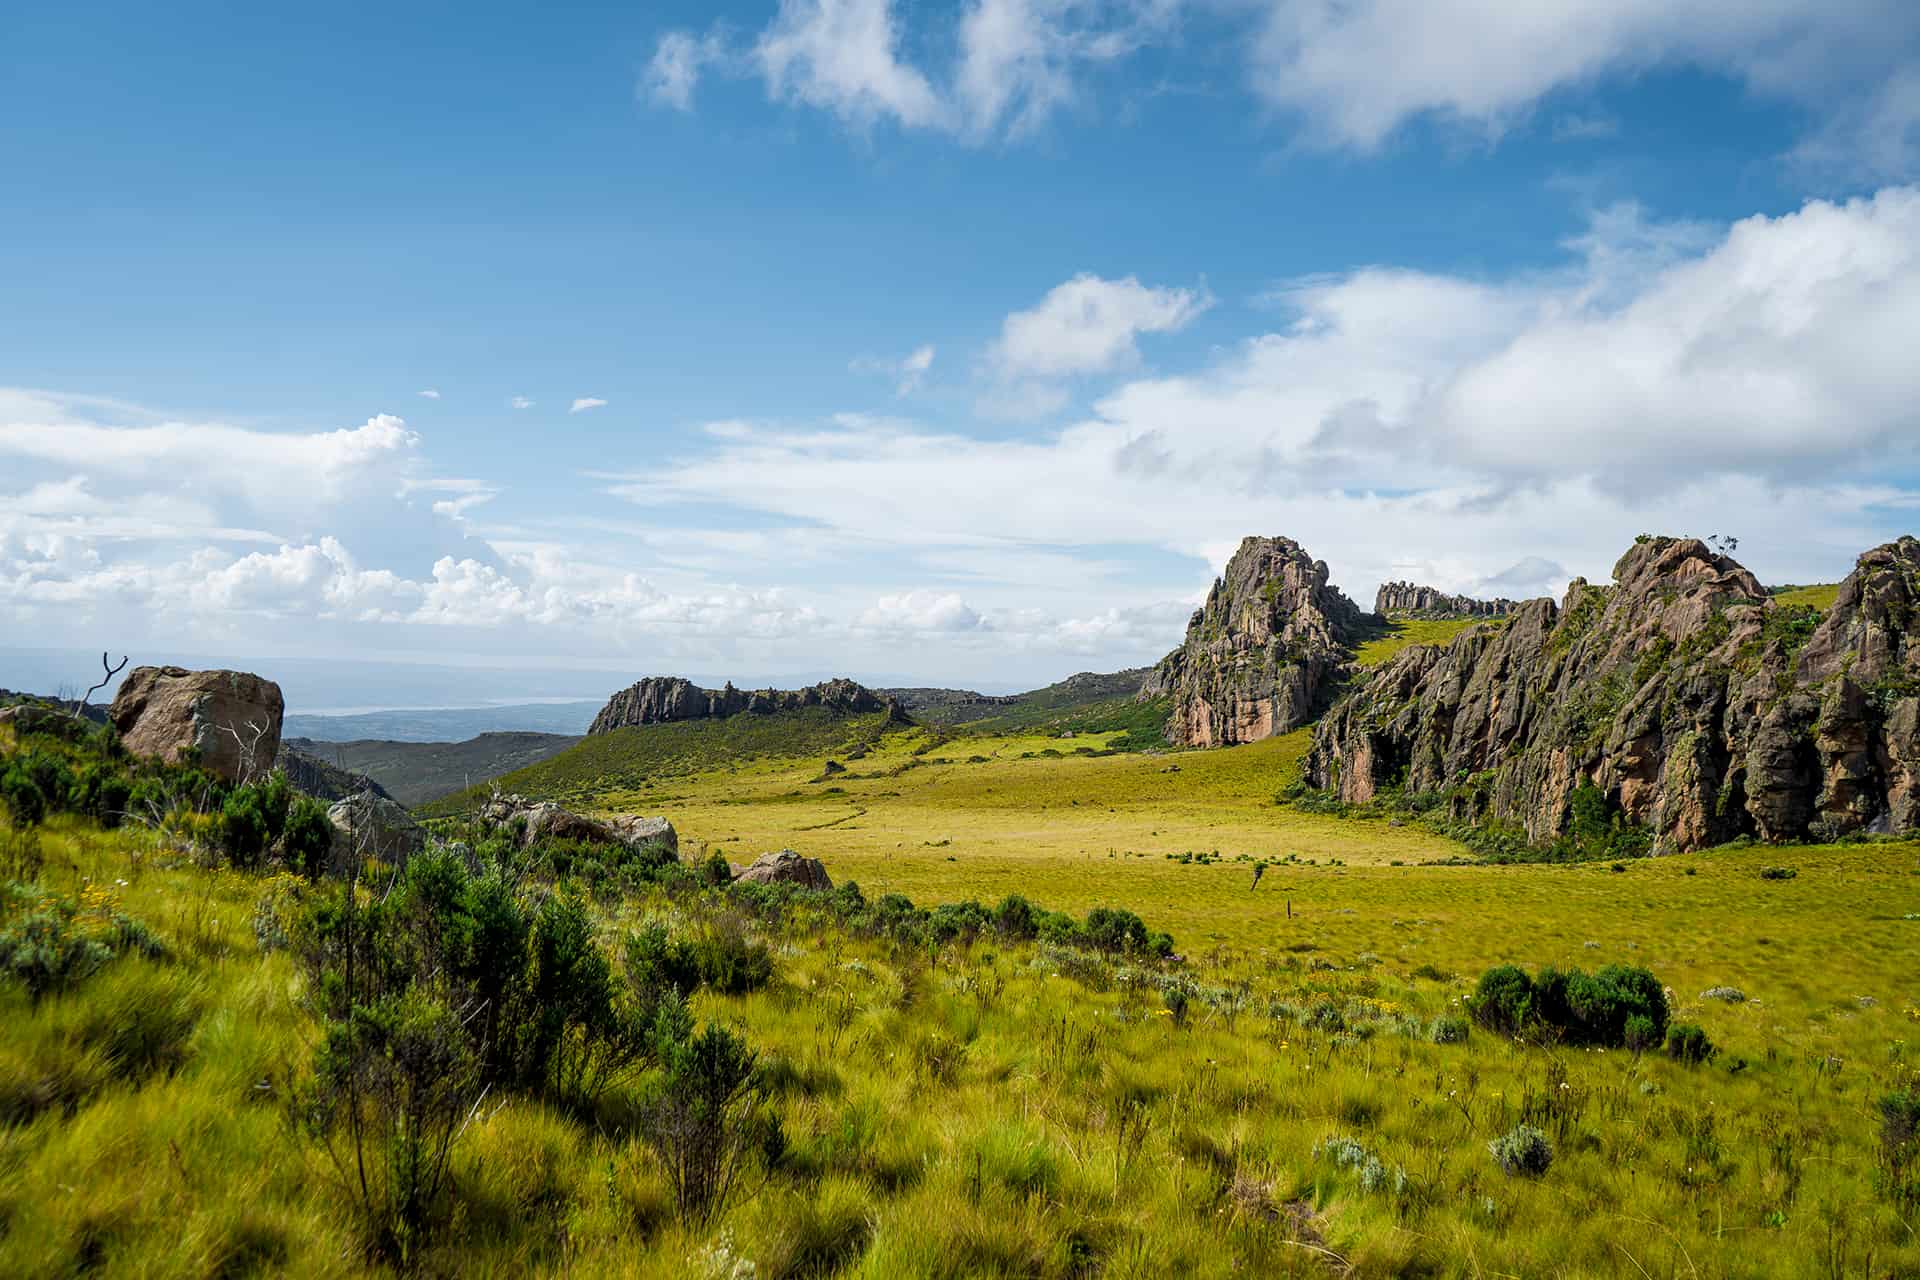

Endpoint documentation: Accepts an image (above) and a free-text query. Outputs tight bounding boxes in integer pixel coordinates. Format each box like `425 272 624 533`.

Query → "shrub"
1623 1014 1659 1053
0 885 115 1001
1084 906 1149 954
1430 1015 1469 1044
993 894 1038 940
303 989 483 1263
1488 1124 1553 1177
1759 866 1797 881
1 758 51 827
1470 964 1536 1036
1879 1091 1920 1212
641 1021 768 1225
1665 1023 1716 1065
1471 962 1668 1047
703 853 734 887
280 794 335 877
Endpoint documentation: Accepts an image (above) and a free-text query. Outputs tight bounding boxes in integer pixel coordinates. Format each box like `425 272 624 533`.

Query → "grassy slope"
1772 583 1843 610
1351 616 1491 668
5 807 1918 1277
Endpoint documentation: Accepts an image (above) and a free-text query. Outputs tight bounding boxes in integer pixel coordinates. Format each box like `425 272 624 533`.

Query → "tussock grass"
4 752 1919 1276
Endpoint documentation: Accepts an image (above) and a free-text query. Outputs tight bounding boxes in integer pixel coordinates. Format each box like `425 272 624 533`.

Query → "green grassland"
1771 583 1844 611
1351 617 1494 669
5 700 1920 1277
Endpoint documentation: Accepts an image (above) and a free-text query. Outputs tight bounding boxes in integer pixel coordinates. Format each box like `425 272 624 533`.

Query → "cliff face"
1141 536 1370 747
1305 536 1920 851
1375 582 1520 618
589 676 908 736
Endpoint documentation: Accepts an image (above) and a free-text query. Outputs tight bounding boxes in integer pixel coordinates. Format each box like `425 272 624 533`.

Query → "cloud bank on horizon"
3 0 1919 688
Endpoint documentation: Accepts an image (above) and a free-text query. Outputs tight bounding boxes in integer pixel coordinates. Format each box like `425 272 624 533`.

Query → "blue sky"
4 0 1920 700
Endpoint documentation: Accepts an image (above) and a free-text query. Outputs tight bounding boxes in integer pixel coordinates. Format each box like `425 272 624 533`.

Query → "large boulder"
326 790 426 871
108 667 284 782
0 703 90 741
735 849 832 890
609 814 679 857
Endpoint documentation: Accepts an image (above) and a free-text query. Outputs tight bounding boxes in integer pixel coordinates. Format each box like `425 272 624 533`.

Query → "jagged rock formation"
108 667 284 782
1375 582 1521 618
883 669 1150 726
1306 535 1920 852
588 676 908 735
1141 536 1371 747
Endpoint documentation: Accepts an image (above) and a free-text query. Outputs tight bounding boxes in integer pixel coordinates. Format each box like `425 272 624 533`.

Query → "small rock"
1702 986 1746 1002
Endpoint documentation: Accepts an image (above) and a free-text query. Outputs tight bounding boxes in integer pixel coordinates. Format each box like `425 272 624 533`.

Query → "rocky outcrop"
1375 582 1521 618
1306 535 1920 852
734 849 833 890
480 793 678 855
276 744 392 803
108 667 284 782
589 676 909 735
327 790 426 870
1141 536 1371 747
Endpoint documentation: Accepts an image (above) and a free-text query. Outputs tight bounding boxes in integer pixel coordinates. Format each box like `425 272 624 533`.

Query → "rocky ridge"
588 676 909 736
1305 535 1920 852
1141 536 1371 747
1375 582 1521 618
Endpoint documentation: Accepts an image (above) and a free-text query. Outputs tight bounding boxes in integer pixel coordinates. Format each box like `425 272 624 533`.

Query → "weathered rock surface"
1306 535 1920 852
589 676 909 735
734 849 833 890
1374 582 1521 618
275 744 392 803
1140 536 1371 747
326 790 426 870
481 793 678 854
108 667 284 782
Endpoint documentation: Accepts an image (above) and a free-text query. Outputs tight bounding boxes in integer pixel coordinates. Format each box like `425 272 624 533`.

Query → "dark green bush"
993 893 1038 939
1470 962 1667 1047
641 1021 768 1226
1759 866 1797 881
1879 1090 1920 1211
1665 1023 1716 1065
1084 906 1150 954
1470 965 1536 1036
280 794 335 877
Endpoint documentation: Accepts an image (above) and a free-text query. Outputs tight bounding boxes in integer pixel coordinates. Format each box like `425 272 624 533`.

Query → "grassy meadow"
4 707 1920 1277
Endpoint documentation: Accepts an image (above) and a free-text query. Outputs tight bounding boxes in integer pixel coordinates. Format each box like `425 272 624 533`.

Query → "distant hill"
284 701 600 743
284 732 582 807
420 706 897 817
883 668 1150 725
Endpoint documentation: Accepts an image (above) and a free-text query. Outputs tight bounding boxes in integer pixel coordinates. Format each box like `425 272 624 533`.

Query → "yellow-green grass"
1351 617 1490 668
1773 583 1842 611
4 813 1918 1277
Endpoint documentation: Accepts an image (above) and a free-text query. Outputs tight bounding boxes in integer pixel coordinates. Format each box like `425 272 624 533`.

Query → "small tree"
641 1021 767 1225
